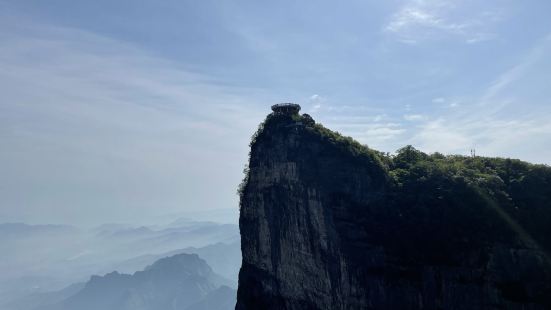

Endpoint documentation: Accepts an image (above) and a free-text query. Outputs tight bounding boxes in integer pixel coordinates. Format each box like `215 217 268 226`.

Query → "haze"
1 0 550 226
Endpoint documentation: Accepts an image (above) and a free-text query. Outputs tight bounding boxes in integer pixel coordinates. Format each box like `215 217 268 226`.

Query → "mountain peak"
144 253 212 276
236 111 551 309
47 253 234 310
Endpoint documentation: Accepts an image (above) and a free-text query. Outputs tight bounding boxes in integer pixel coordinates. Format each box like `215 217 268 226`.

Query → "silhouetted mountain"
106 241 241 282
0 218 239 308
186 286 237 310
39 253 235 310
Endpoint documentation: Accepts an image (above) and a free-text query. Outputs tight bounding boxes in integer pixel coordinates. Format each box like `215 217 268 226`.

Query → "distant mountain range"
103 241 241 282
0 218 240 308
0 223 77 237
14 253 236 310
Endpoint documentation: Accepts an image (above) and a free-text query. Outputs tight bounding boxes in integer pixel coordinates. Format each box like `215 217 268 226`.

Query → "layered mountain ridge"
236 110 551 309
35 253 235 310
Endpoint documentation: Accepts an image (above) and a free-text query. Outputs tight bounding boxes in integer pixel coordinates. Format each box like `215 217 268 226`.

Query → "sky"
1 0 550 226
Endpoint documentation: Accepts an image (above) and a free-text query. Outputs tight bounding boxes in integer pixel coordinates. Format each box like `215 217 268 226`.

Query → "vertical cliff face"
236 112 551 310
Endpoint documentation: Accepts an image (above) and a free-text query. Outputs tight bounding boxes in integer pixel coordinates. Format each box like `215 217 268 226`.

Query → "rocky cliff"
236 110 551 310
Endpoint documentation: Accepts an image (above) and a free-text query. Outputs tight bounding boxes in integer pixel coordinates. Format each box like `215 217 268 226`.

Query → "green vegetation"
305 117 390 172
387 145 551 252
240 113 551 253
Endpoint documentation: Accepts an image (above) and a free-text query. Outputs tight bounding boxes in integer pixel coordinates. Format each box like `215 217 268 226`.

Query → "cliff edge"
236 109 551 310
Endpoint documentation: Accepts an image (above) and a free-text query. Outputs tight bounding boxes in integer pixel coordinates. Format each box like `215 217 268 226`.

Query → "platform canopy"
271 103 301 114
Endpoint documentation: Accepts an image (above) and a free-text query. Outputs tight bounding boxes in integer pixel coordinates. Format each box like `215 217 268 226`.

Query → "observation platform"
271 103 301 115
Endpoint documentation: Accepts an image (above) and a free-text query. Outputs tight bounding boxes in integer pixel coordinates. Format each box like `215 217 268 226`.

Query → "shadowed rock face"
236 112 551 310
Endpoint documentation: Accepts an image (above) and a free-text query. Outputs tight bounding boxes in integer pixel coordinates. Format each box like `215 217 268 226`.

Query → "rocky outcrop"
236 111 551 309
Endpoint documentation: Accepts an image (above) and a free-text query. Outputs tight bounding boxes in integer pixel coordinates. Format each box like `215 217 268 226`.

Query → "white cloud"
409 118 472 153
326 119 405 151
359 123 406 150
479 42 545 106
432 97 461 108
310 94 321 101
410 117 551 160
346 122 406 142
407 34 551 162
403 114 427 121
308 94 324 113
465 32 497 44
384 0 503 43
365 124 405 139
0 18 268 225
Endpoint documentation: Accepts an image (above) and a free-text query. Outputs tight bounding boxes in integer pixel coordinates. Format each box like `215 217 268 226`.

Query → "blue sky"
1 0 550 225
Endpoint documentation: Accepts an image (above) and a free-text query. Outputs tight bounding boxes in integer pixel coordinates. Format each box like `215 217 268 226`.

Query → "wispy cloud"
479 40 547 106
384 0 503 43
403 114 427 121
307 94 325 113
363 123 406 141
407 34 551 163
354 122 406 150
1 1 550 225
327 119 406 151
0 17 268 224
